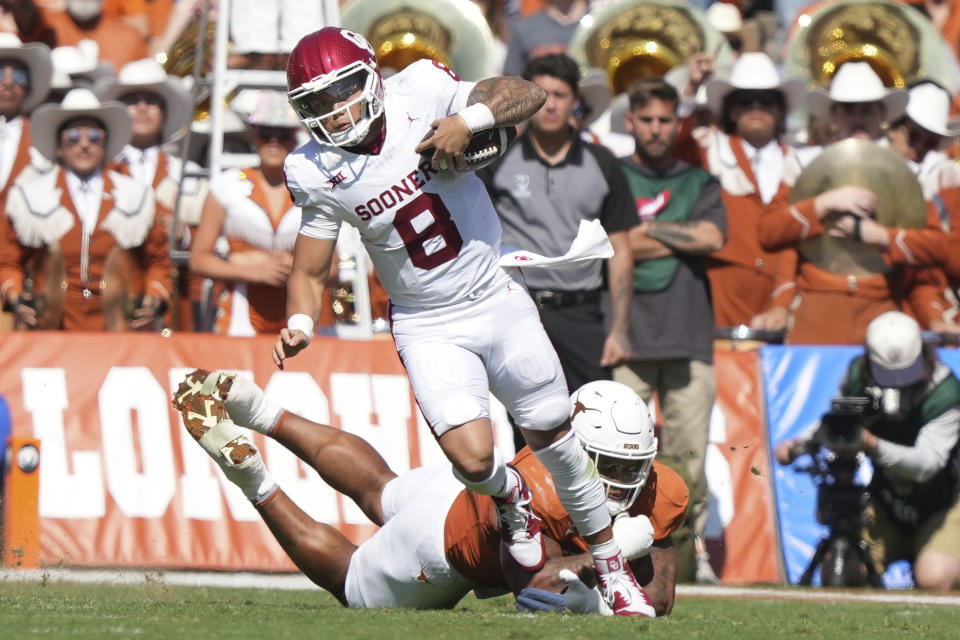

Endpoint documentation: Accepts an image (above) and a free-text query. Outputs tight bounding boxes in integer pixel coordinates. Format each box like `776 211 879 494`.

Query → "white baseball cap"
865 311 925 387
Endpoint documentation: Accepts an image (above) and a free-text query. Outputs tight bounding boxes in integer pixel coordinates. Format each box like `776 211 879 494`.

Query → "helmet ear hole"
570 380 658 515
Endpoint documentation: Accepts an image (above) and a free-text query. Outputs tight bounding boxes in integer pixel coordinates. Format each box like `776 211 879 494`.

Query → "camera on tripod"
794 396 883 587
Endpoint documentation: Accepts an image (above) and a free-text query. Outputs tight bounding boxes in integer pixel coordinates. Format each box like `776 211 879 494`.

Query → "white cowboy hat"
578 68 612 127
31 87 131 162
94 58 191 143
705 52 806 116
246 90 300 128
705 2 743 34
50 40 115 90
0 33 53 113
904 82 960 138
807 61 908 122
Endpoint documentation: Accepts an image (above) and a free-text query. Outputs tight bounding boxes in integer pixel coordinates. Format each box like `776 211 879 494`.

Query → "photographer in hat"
95 57 207 330
775 311 960 590
0 88 170 330
757 62 944 344
0 33 52 200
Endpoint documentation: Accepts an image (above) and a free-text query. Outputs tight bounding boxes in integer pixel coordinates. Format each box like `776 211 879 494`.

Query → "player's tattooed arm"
631 538 677 617
468 77 547 126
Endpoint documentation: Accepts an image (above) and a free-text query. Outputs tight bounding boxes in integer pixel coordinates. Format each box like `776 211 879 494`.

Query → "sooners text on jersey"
286 59 506 309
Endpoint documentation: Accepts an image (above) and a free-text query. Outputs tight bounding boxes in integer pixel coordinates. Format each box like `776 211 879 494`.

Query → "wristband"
286 313 314 341
457 103 495 134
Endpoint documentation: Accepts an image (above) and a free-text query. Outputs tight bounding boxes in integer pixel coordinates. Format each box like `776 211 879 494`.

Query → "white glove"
558 569 613 615
613 513 655 560
515 570 612 616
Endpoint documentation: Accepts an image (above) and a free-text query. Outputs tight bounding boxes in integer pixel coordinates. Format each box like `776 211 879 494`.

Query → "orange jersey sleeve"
515 450 690 549
626 462 689 540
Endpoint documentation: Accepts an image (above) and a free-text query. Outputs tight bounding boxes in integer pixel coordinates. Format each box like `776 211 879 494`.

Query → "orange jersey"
443 448 689 589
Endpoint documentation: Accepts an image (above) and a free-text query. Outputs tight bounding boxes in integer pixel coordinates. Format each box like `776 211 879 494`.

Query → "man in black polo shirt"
479 54 636 412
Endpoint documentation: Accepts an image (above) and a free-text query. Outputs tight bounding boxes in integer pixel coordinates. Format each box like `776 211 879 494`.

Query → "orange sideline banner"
0 333 782 582
703 350 783 584
0 332 514 571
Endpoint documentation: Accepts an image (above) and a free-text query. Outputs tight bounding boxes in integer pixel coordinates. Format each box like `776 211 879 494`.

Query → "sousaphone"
569 0 735 95
790 139 926 276
782 0 960 91
340 0 497 80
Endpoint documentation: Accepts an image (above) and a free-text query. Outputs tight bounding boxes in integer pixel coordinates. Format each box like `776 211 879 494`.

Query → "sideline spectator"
96 57 208 331
188 91 304 336
0 88 170 330
840 81 960 336
616 77 726 584
229 0 339 69
759 62 945 344
14 0 148 69
0 33 51 201
480 53 634 399
502 0 587 76
694 52 804 330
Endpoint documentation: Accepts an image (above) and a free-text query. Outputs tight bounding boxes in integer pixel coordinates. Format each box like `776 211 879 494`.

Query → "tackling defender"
173 371 683 615
273 26 649 613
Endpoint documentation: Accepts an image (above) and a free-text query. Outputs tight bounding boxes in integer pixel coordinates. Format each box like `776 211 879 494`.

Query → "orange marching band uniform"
693 129 798 327
0 167 171 330
208 167 299 336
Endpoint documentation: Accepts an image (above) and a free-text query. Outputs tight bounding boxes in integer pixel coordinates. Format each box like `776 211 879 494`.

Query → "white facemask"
67 0 104 22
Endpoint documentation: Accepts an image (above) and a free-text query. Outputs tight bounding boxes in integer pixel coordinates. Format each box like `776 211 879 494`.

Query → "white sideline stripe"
0 568 318 591
3 569 960 606
677 585 960 607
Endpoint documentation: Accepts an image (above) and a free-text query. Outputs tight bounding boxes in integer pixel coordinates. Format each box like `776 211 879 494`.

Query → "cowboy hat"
903 81 960 138
94 58 191 143
31 88 131 162
705 52 806 116
705 2 743 34
578 68 613 127
807 61 908 122
246 90 300 128
0 33 53 113
50 40 115 90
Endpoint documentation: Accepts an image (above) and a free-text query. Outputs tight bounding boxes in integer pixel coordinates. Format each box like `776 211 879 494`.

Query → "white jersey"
285 59 504 309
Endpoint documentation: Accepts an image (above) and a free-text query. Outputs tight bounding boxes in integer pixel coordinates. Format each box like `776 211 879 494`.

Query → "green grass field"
2 580 959 639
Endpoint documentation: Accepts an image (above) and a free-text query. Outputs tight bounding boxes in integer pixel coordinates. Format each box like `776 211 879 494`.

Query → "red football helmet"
286 27 385 147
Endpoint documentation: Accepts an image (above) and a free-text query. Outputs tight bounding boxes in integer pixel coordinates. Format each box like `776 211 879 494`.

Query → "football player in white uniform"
273 27 650 615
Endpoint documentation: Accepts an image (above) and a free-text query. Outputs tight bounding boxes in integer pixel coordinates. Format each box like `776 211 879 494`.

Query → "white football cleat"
493 465 546 572
594 552 656 617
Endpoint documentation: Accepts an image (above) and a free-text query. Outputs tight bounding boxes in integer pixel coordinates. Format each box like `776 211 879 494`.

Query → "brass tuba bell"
782 0 960 91
569 0 734 95
340 0 497 80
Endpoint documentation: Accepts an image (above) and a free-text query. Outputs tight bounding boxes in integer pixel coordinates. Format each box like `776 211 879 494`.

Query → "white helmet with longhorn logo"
570 380 658 516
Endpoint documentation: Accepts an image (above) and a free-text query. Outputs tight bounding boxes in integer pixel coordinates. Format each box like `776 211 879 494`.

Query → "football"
419 125 518 171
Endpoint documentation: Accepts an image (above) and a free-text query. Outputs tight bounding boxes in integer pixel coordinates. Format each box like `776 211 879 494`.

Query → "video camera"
794 396 882 587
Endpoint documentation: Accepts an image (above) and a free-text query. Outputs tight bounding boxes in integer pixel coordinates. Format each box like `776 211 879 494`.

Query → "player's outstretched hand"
515 570 612 615
272 328 309 369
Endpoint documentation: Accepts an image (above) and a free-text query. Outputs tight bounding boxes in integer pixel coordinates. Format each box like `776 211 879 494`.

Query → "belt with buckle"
529 289 601 309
